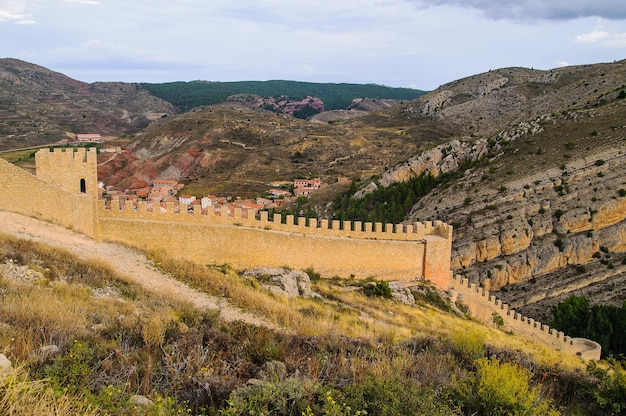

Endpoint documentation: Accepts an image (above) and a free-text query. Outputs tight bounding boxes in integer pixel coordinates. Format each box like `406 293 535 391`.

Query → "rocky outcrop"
449 147 626 290
388 282 416 305
227 94 324 117
356 116 546 198
243 268 315 298
129 395 154 407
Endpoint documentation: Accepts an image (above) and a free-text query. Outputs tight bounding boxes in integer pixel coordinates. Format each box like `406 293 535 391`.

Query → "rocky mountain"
350 59 626 320
0 58 175 150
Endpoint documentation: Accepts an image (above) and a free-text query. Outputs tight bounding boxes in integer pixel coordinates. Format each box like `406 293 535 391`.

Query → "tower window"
80 178 86 193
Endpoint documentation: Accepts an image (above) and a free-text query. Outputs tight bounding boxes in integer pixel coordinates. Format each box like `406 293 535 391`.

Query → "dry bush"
141 311 171 349
0 366 97 416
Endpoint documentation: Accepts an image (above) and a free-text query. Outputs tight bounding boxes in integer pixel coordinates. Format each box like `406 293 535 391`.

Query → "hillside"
139 79 425 113
2 211 622 415
3 59 626 413
337 60 626 326
0 58 175 150
97 103 435 197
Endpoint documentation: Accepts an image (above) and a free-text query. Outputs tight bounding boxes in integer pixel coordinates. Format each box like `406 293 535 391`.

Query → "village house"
293 177 321 189
267 188 291 198
151 179 183 197
178 195 196 205
76 133 102 142
293 177 322 198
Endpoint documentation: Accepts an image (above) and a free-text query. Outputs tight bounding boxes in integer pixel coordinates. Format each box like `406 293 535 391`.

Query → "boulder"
129 395 153 407
388 282 416 305
243 268 315 298
0 353 12 378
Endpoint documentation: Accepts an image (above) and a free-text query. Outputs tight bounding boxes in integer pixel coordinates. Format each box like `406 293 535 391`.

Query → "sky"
1 0 625 90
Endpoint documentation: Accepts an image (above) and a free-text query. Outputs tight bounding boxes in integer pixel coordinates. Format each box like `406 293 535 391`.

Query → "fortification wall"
0 148 453 285
0 158 96 236
35 148 99 196
449 275 601 360
97 201 453 282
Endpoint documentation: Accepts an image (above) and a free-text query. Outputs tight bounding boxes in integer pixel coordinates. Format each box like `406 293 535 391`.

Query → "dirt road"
0 210 271 327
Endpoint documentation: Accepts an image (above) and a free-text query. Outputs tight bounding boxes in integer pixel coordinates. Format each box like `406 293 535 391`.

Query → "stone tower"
35 148 98 197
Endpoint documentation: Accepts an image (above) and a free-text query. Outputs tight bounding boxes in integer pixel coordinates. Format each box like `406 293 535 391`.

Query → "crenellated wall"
0 148 602 359
448 274 601 360
0 155 96 236
35 147 99 197
0 148 453 285
96 200 452 282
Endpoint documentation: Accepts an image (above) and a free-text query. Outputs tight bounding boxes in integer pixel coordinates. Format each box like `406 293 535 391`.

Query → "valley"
1 57 626 414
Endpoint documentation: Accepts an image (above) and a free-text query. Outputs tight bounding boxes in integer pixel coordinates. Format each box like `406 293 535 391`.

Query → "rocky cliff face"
416 98 626 316
352 60 626 319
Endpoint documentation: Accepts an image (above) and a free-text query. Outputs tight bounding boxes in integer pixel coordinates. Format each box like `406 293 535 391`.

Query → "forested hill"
139 80 426 111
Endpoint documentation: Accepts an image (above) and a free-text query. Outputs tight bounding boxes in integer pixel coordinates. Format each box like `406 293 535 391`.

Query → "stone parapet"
449 274 601 360
99 199 453 242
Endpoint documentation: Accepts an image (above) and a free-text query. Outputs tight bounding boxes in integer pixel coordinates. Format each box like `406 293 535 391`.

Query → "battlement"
35 147 98 165
99 199 453 242
1 147 452 290
449 275 602 360
35 148 98 196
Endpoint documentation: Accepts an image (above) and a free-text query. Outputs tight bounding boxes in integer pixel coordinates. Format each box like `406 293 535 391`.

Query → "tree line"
332 173 442 225
551 294 626 358
139 80 425 112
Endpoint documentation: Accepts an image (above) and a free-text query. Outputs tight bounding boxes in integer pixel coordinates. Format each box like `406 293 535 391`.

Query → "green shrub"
454 358 558 416
413 286 451 312
332 376 455 416
364 281 393 299
492 312 505 329
303 267 321 282
587 358 626 415
554 239 564 252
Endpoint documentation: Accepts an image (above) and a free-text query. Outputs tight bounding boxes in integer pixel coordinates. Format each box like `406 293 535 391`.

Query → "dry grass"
146 248 585 371
0 232 599 414
0 366 98 416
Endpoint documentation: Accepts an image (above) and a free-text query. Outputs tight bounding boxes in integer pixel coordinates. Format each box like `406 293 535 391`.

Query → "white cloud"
556 60 570 67
576 30 609 43
0 0 37 23
576 30 626 47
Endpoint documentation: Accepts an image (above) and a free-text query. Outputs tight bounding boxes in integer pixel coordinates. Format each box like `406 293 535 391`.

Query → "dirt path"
0 210 272 328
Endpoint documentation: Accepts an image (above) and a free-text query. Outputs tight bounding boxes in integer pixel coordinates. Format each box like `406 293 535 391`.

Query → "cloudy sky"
1 0 625 90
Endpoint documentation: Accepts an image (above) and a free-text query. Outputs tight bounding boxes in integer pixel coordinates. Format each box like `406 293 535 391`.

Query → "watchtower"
35 148 98 197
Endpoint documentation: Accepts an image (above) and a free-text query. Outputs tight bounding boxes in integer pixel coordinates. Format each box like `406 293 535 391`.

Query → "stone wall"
97 200 452 282
0 148 453 286
35 148 99 197
448 275 601 360
0 157 96 236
